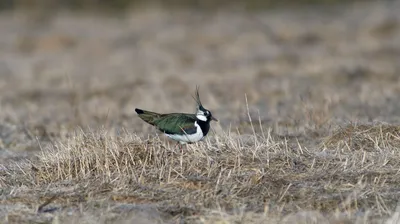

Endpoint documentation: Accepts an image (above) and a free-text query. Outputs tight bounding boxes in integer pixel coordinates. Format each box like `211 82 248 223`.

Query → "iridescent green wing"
154 113 197 135
135 109 162 126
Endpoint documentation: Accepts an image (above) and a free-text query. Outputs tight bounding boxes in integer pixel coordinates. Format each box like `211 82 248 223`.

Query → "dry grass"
324 124 400 151
2 1 400 223
2 118 400 223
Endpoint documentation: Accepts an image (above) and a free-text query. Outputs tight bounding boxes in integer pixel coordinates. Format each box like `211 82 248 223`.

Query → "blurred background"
0 0 374 12
0 0 400 157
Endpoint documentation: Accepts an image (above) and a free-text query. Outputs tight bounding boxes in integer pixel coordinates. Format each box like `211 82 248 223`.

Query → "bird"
135 86 218 148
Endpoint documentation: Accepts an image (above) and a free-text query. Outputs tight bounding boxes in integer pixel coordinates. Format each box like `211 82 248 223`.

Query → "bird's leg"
175 142 182 150
180 143 184 153
175 142 185 154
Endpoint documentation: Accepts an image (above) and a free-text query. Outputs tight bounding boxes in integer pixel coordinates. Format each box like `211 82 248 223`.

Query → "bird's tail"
135 108 161 126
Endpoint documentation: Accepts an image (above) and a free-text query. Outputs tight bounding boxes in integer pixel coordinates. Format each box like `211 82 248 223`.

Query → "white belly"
165 121 204 144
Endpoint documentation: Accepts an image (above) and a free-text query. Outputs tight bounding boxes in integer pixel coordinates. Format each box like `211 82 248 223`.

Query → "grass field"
1 0 400 223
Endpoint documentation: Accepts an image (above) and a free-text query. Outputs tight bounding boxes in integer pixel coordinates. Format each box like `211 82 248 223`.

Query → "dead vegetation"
2 119 400 223
324 124 400 151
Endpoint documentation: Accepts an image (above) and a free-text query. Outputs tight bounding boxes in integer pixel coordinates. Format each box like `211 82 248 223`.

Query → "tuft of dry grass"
324 123 400 151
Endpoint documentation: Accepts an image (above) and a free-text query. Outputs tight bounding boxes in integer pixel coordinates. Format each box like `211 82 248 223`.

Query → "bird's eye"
206 111 210 115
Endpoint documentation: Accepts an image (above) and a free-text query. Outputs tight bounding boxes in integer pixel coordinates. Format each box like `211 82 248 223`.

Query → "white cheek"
196 114 207 121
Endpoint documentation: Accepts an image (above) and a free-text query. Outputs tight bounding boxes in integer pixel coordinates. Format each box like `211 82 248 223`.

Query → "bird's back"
135 108 162 126
135 108 197 135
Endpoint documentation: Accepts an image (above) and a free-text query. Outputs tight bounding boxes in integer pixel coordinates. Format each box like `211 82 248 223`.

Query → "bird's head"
193 86 218 122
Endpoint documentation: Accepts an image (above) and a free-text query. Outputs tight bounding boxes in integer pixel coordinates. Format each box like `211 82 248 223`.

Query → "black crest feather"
191 85 203 109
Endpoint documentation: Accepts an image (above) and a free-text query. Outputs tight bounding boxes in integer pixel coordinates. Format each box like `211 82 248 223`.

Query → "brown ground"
1 1 400 223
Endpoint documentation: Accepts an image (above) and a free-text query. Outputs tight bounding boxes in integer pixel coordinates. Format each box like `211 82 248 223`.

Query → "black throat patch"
196 119 211 136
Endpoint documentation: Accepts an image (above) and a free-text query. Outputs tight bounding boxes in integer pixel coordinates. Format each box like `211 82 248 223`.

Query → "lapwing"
135 86 218 148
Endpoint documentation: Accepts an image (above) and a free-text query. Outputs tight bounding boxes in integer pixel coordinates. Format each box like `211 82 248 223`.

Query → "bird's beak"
211 116 218 122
